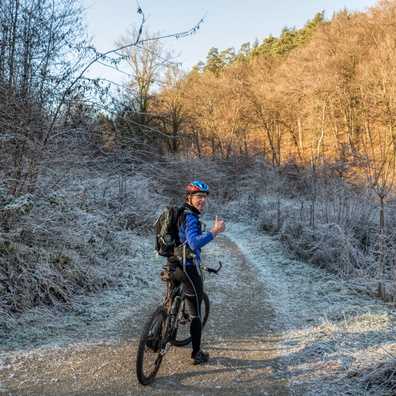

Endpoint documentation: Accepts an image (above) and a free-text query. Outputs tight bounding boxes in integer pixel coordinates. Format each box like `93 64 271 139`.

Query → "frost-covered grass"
227 223 396 395
221 184 396 304
0 231 161 351
0 172 164 345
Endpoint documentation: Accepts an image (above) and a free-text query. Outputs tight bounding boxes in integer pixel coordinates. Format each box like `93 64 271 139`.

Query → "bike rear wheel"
173 291 210 347
136 306 167 386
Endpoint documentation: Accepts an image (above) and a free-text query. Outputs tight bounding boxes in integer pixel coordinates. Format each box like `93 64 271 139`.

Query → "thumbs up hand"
211 215 226 237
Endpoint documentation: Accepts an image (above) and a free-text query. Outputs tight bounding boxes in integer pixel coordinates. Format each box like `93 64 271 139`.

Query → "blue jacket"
178 204 213 265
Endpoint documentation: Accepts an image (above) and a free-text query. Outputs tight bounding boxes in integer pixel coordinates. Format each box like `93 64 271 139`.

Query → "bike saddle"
161 263 177 272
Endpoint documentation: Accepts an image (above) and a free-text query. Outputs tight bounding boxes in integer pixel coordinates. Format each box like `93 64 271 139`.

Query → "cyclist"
173 181 226 365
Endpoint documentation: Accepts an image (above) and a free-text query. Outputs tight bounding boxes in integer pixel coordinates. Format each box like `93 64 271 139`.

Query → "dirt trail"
0 234 307 396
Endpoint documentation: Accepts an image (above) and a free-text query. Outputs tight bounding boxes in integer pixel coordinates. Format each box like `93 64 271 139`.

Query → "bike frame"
160 276 185 353
136 261 221 385
159 261 222 352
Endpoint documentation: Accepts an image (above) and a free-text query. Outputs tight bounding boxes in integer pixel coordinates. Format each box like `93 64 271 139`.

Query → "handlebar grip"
202 261 222 274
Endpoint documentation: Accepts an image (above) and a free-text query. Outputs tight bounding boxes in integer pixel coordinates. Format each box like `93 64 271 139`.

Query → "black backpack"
154 205 186 258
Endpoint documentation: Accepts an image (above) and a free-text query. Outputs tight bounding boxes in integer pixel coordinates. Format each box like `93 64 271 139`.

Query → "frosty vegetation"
1 0 396 393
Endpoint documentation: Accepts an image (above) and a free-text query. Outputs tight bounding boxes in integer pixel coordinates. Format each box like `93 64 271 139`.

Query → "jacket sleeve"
185 213 213 250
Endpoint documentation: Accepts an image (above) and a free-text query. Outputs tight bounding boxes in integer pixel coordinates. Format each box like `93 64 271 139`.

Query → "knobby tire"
136 305 167 386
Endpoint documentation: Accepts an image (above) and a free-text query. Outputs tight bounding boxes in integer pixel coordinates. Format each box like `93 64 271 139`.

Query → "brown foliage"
150 1 396 199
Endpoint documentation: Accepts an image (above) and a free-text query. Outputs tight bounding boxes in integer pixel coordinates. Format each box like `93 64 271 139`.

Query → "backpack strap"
175 207 202 271
173 207 187 246
177 207 201 235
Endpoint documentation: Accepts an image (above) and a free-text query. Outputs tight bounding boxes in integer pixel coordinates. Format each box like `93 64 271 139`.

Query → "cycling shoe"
191 350 209 365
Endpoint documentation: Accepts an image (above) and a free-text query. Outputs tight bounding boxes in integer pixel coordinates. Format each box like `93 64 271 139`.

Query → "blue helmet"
186 181 210 195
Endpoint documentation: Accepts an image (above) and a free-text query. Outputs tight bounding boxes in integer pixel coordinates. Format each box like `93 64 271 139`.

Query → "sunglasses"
193 193 208 199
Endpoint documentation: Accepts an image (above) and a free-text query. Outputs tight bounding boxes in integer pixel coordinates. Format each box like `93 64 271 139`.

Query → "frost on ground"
1 222 396 395
226 223 396 395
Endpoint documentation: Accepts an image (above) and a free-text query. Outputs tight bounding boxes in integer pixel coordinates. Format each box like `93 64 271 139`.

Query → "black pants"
174 265 203 356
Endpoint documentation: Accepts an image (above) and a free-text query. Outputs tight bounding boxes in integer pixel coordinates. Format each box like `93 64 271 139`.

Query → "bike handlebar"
201 261 222 275
162 261 223 275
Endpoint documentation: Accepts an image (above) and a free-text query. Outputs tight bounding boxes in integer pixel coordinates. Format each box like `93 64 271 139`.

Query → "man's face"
188 193 208 211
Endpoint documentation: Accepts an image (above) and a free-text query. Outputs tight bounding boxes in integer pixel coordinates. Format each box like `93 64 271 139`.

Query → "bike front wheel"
136 305 167 386
173 291 210 347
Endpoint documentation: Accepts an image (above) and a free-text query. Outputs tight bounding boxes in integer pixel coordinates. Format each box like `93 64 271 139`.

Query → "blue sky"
83 0 376 82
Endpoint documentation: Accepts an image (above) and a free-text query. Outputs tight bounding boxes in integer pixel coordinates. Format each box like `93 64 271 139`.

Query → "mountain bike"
136 261 222 386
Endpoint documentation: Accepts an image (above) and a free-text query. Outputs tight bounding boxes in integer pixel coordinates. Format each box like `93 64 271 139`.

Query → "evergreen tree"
248 11 325 60
203 48 222 75
236 43 251 62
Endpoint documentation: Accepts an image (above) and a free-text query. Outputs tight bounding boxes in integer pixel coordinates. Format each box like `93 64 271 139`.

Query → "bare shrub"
0 238 108 314
0 169 160 316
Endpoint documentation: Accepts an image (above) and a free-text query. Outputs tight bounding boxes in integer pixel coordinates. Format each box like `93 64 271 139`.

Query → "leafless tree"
0 0 93 199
